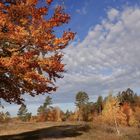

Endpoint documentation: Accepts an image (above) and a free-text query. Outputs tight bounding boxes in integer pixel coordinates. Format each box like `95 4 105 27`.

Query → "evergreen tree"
17 104 29 121
25 112 32 121
37 105 45 115
63 110 72 121
96 96 103 114
75 91 89 108
37 96 52 115
75 91 90 121
117 88 136 104
43 96 52 108
5 111 10 118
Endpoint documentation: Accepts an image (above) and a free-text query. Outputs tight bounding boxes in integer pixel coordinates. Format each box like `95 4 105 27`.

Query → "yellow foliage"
102 95 126 126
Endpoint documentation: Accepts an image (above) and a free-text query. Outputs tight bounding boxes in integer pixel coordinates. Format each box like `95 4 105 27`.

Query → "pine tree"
17 104 28 121
43 96 52 108
96 95 103 114
37 96 52 115
75 91 89 108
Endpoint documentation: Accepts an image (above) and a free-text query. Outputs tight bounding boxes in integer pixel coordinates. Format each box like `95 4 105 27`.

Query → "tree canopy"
0 0 75 104
96 95 103 114
37 95 52 115
117 88 138 104
17 104 31 121
75 91 89 108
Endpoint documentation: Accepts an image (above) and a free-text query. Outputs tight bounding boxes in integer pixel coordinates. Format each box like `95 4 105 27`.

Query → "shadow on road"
0 124 90 140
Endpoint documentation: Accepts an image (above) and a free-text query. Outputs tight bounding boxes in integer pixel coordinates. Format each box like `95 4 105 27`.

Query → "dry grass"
0 121 80 135
0 121 139 140
77 123 140 140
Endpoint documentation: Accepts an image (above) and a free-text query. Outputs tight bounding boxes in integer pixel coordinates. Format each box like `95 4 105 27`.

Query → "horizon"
2 88 140 117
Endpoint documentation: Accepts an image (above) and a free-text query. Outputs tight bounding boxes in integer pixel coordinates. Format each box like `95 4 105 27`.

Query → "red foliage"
0 0 75 104
121 102 132 126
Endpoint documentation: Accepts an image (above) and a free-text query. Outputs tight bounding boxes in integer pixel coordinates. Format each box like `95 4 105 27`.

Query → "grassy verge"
0 122 139 140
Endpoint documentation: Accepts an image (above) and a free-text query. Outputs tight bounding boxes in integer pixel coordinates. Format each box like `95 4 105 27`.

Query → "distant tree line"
0 88 140 129
73 88 140 127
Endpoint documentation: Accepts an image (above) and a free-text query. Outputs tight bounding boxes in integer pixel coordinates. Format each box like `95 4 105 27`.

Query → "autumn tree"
120 102 138 126
133 106 140 125
0 0 75 104
117 89 140 125
102 94 123 135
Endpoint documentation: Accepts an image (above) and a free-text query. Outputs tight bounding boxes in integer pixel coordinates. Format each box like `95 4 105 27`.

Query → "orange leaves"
42 45 54 51
13 26 28 41
0 0 75 104
63 31 75 40
46 0 53 5
38 7 48 15
26 0 38 5
19 18 29 26
24 71 46 83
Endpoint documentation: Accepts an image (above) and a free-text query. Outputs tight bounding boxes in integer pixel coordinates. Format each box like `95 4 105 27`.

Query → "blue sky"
53 0 140 39
1 0 140 116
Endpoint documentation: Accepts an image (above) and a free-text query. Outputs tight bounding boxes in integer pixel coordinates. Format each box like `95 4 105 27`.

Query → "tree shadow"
0 124 90 140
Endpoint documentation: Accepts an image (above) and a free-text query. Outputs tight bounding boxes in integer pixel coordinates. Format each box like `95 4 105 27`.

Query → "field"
0 122 140 140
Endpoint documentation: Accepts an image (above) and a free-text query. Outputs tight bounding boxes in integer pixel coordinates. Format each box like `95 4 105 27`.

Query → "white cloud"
107 8 119 21
56 6 140 100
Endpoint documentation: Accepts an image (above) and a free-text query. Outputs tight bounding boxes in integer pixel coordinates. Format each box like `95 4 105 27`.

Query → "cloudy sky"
2 0 140 116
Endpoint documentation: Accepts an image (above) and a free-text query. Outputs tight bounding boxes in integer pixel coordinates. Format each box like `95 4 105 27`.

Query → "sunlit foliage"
0 0 75 104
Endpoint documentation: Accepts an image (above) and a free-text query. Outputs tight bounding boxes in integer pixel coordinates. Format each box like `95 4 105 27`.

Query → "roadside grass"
0 121 139 140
